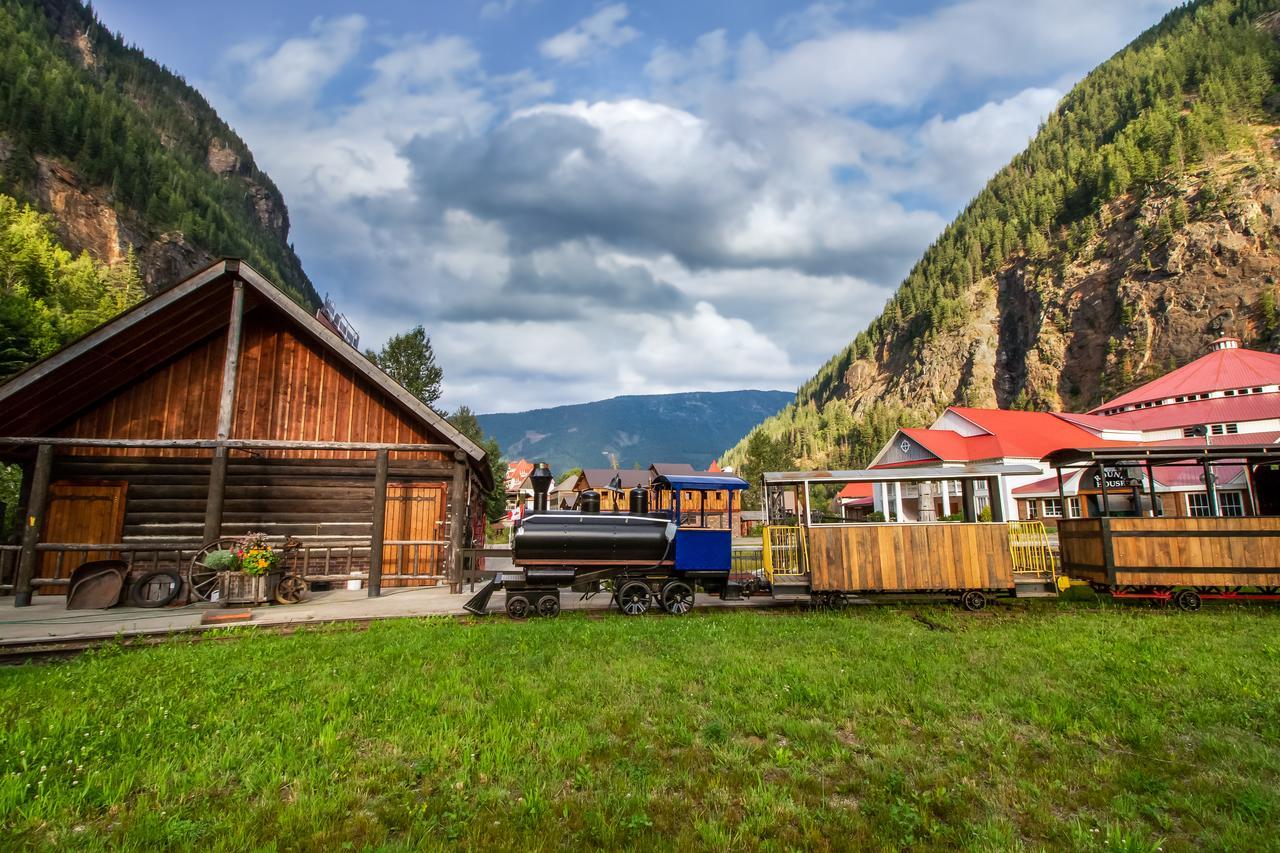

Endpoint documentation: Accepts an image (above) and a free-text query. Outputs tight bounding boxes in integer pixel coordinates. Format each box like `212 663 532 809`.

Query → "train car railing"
1008 521 1058 580
762 526 809 583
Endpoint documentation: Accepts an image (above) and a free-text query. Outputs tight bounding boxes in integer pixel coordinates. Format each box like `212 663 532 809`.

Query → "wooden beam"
203 280 245 544
367 450 389 598
448 453 468 593
13 444 53 607
0 437 458 452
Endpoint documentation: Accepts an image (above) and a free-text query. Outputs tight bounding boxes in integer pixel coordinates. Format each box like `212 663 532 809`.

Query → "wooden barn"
0 259 492 605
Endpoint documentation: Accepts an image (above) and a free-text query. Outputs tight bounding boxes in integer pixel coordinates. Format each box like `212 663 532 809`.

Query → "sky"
92 0 1181 414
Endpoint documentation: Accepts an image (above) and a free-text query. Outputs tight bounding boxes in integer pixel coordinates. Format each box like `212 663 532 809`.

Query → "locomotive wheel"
506 594 531 620
960 590 987 612
274 574 308 605
617 581 651 616
536 594 561 618
1174 589 1202 613
661 581 694 615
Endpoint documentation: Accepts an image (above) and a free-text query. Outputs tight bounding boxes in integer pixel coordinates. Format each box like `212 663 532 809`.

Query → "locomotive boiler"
465 463 749 618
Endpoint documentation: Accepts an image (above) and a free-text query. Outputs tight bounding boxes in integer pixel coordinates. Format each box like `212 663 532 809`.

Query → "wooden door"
39 481 127 587
382 483 447 587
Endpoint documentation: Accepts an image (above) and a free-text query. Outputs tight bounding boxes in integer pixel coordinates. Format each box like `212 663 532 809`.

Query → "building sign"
1089 465 1134 491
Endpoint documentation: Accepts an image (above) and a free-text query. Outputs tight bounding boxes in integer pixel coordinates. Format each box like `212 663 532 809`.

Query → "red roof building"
868 339 1280 522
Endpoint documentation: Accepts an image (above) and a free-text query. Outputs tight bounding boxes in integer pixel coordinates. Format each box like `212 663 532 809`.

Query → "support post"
1098 465 1110 518
448 453 468 594
367 449 389 597
940 480 951 517
203 279 245 544
14 444 53 607
1145 460 1160 517
1056 468 1067 512
893 481 905 523
1202 458 1220 517
960 478 976 523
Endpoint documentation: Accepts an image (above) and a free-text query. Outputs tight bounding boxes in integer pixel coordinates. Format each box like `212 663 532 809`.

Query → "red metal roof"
1092 346 1280 412
936 409 1102 459
836 482 874 500
1078 394 1280 432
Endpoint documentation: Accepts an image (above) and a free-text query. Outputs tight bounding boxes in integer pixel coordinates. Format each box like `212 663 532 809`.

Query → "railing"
1008 521 1058 579
762 526 809 583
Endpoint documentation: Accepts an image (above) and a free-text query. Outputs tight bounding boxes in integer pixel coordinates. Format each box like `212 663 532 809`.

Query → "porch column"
367 450 389 598
1145 460 1160 517
893 482 905 523
14 444 53 607
987 476 1006 522
448 452 468 594
960 478 976 522
203 279 245 543
940 480 951 516
873 483 884 516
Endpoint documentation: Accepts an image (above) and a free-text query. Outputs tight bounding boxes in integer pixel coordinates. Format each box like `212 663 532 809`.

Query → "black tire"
506 594 531 620
536 594 561 618
129 570 182 608
1174 589 1202 613
661 581 694 615
617 581 651 616
960 590 987 612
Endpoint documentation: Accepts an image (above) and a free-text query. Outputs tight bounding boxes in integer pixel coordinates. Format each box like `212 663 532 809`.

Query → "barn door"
382 483 446 587
40 481 127 589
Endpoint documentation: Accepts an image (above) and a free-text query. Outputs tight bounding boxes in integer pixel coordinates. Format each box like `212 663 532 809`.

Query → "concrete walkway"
0 584 778 650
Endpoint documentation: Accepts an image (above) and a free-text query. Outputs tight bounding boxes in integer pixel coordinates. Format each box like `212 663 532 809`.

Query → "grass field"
2 600 1279 850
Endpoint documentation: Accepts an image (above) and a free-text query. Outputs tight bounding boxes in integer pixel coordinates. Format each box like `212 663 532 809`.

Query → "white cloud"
227 15 366 107
539 3 639 63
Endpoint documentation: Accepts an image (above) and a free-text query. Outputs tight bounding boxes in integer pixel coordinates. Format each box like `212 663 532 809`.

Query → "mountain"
477 390 793 472
0 0 316 306
725 0 1280 481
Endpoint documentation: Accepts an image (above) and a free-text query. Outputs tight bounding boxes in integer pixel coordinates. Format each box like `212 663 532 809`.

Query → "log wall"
808 522 1014 593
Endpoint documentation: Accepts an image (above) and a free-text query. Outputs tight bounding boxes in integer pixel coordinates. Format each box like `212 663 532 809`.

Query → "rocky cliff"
0 0 316 304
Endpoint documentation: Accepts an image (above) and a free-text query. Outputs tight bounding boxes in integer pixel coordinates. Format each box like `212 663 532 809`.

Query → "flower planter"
216 570 282 606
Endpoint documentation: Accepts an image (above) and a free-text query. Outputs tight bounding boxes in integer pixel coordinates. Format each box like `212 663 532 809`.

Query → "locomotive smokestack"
530 463 553 514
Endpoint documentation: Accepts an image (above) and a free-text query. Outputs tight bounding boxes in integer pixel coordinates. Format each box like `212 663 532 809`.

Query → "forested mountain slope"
0 0 315 305
726 0 1280 482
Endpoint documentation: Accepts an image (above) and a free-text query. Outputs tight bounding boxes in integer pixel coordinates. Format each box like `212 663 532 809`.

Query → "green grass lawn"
2 600 1279 850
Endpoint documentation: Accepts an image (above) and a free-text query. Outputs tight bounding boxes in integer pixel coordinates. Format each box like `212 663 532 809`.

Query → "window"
1024 500 1038 519
1187 493 1211 517
1183 427 1196 438
1043 499 1063 518
1067 497 1081 518
1220 492 1244 517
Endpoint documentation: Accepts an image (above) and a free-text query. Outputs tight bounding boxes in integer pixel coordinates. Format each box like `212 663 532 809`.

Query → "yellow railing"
762 526 809 582
1008 521 1058 579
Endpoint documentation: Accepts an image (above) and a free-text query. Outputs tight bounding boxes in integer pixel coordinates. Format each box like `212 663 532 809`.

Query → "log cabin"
0 259 493 605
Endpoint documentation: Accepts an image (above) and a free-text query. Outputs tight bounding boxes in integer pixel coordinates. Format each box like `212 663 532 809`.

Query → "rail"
762 526 808 583
1008 521 1058 579
0 537 452 594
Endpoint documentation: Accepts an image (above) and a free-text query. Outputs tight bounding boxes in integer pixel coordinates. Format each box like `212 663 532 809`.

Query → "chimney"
530 463 553 514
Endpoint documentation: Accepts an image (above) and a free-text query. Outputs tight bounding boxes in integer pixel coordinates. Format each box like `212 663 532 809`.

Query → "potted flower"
216 532 284 605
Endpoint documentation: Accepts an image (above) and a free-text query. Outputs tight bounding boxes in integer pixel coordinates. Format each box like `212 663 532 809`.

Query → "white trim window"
1024 500 1038 519
1220 491 1244 517
1187 493 1212 517
1067 497 1082 518
1043 498 1063 518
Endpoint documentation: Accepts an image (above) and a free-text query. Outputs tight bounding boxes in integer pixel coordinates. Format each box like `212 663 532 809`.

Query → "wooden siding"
382 482 447 587
1060 516 1280 587
807 523 1015 592
55 313 449 461
39 481 126 585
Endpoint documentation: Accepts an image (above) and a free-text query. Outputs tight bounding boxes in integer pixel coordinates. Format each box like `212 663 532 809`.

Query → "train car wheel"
536 594 561 618
661 581 694 615
960 590 987 612
1174 589 1202 613
617 581 651 616
506 594 531 620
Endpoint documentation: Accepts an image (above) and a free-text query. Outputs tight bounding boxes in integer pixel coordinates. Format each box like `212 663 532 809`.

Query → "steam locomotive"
464 463 749 618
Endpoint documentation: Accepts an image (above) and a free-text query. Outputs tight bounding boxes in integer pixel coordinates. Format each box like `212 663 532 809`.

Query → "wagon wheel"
536 594 561 618
661 581 694 615
506 594 531 620
1174 588 1202 613
960 590 987 612
617 581 651 616
187 538 241 602
274 574 308 605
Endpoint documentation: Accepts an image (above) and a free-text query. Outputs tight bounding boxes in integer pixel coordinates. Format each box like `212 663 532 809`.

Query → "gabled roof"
650 463 697 476
1092 345 1280 411
898 427 1004 463
944 408 1102 458
0 259 487 464
1071 394 1280 432
579 469 650 490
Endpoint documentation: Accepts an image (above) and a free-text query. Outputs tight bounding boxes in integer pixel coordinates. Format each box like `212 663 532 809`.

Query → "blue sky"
94 0 1180 413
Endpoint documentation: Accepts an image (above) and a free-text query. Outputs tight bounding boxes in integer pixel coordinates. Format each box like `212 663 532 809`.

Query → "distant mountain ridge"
477 390 793 472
